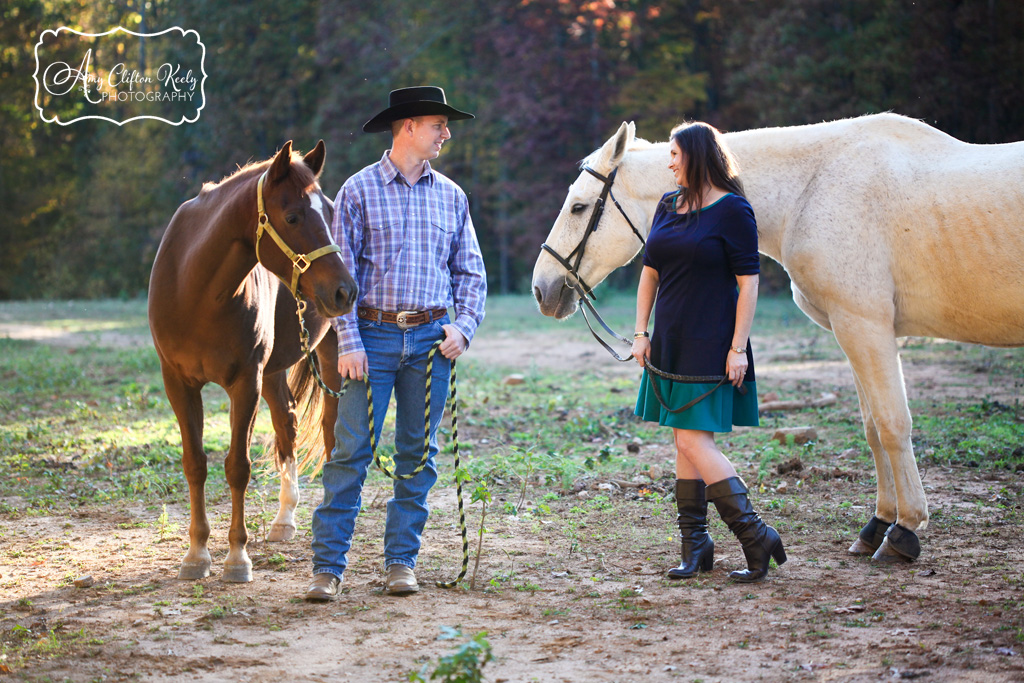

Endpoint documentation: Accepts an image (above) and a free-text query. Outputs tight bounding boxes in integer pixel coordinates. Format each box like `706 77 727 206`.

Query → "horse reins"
541 165 746 409
253 170 470 589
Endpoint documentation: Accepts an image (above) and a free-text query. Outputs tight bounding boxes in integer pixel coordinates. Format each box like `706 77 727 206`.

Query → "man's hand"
438 324 468 359
338 350 369 381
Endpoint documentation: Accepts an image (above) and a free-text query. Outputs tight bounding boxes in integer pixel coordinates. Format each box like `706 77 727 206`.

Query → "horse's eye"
285 214 300 225
571 203 587 214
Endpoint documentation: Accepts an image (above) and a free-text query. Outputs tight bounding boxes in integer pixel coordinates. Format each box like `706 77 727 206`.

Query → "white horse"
532 114 1024 562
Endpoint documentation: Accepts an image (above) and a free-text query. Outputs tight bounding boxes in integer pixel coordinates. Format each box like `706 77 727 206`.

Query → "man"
305 87 487 601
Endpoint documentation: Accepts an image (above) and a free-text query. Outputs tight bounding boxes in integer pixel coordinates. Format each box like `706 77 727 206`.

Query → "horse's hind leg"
162 370 212 580
262 370 300 542
316 334 341 465
222 374 263 583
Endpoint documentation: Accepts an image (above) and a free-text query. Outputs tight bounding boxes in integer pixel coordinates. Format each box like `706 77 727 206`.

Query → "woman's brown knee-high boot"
666 479 714 579
707 477 786 583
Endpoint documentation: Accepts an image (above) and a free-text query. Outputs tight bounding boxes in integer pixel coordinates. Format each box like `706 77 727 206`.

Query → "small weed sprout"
155 505 179 542
408 629 493 683
469 480 491 591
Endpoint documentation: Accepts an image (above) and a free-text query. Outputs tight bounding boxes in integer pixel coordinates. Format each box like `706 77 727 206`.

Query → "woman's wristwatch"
634 331 649 339
729 345 746 354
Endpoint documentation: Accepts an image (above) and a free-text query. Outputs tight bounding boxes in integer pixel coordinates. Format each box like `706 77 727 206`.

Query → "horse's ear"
303 140 327 178
594 122 635 172
269 140 294 183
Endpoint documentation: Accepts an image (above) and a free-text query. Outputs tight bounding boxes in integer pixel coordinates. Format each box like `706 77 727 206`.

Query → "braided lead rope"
433 354 468 589
296 304 468 588
642 359 748 414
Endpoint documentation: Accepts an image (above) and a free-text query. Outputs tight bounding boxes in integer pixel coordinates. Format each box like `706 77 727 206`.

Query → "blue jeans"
311 315 451 578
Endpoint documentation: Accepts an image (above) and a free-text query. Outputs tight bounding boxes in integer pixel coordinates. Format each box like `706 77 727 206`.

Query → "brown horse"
148 140 356 582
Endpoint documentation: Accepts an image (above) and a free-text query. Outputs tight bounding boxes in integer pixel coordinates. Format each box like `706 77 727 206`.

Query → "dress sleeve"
722 198 760 276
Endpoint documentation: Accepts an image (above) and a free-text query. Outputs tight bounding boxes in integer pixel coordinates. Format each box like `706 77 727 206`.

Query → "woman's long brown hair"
667 121 744 214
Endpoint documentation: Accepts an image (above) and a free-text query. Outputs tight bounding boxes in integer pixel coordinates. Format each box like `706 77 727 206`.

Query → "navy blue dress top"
643 192 760 381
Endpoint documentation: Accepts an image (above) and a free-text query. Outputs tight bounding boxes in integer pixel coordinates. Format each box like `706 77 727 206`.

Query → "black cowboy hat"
362 86 475 134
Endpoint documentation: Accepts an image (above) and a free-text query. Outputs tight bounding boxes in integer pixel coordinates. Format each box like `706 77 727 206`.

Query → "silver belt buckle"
395 310 419 330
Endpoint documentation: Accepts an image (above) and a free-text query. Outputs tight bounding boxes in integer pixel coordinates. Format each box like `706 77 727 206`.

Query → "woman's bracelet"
634 331 649 339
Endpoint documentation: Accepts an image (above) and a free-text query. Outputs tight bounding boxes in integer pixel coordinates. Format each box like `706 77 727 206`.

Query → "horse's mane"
201 150 318 194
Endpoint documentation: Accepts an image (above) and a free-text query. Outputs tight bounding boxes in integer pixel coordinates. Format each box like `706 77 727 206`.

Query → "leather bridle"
540 166 646 300
540 165 646 362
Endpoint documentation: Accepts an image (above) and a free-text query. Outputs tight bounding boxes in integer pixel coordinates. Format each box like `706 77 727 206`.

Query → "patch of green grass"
0 336 239 512
0 625 105 672
2 295 1022 564
915 399 1024 470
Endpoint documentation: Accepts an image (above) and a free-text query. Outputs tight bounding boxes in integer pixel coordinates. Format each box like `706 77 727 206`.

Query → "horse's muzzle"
311 279 356 318
533 278 579 319
326 280 357 317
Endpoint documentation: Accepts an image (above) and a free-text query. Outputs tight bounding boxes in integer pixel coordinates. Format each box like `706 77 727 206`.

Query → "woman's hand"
726 348 747 388
631 337 651 368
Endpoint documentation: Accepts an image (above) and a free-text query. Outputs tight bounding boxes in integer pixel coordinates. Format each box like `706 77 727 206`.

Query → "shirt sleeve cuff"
452 315 479 347
332 316 364 356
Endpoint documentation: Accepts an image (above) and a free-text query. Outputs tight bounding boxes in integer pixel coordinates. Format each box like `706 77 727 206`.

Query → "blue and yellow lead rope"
304 338 469 589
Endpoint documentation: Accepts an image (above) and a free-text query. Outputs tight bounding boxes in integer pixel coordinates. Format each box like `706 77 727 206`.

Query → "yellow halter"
255 169 341 297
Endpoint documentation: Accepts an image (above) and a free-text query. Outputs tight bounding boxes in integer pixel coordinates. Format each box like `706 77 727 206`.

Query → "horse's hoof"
871 525 921 564
221 562 254 583
267 523 296 542
883 523 920 560
848 537 877 555
850 516 890 555
177 561 212 580
870 539 907 564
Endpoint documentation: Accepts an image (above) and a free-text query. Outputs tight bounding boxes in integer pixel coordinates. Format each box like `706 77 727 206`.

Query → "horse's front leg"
846 369 898 555
222 373 263 583
832 315 926 563
161 370 213 580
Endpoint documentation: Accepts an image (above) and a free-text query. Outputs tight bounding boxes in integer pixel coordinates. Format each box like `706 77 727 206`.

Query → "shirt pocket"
429 219 453 263
426 196 454 262
365 205 405 270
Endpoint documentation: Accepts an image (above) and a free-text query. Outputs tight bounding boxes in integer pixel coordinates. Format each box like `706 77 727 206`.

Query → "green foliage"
408 629 493 683
7 1 1022 300
469 481 491 506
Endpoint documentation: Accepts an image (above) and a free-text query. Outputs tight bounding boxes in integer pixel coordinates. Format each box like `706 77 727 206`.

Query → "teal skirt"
634 370 759 433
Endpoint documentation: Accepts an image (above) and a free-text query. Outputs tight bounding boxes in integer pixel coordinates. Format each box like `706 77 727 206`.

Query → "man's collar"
379 150 435 187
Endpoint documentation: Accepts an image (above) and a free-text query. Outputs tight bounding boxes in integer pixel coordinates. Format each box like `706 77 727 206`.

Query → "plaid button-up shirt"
330 151 487 356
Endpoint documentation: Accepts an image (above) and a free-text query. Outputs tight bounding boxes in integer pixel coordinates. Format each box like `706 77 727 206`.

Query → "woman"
632 121 785 583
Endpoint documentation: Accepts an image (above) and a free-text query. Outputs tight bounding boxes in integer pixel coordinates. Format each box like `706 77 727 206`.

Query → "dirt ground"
2 323 1023 682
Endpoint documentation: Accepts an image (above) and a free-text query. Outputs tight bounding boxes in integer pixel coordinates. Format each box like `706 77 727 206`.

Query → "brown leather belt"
357 307 447 330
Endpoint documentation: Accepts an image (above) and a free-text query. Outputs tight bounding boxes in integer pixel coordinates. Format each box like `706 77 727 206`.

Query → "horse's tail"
292 355 330 477
294 356 333 479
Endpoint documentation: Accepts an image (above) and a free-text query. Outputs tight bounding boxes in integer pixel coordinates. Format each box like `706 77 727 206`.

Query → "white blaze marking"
308 191 335 244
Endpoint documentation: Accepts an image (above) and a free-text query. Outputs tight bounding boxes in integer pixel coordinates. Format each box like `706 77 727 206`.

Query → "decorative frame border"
33 26 207 126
